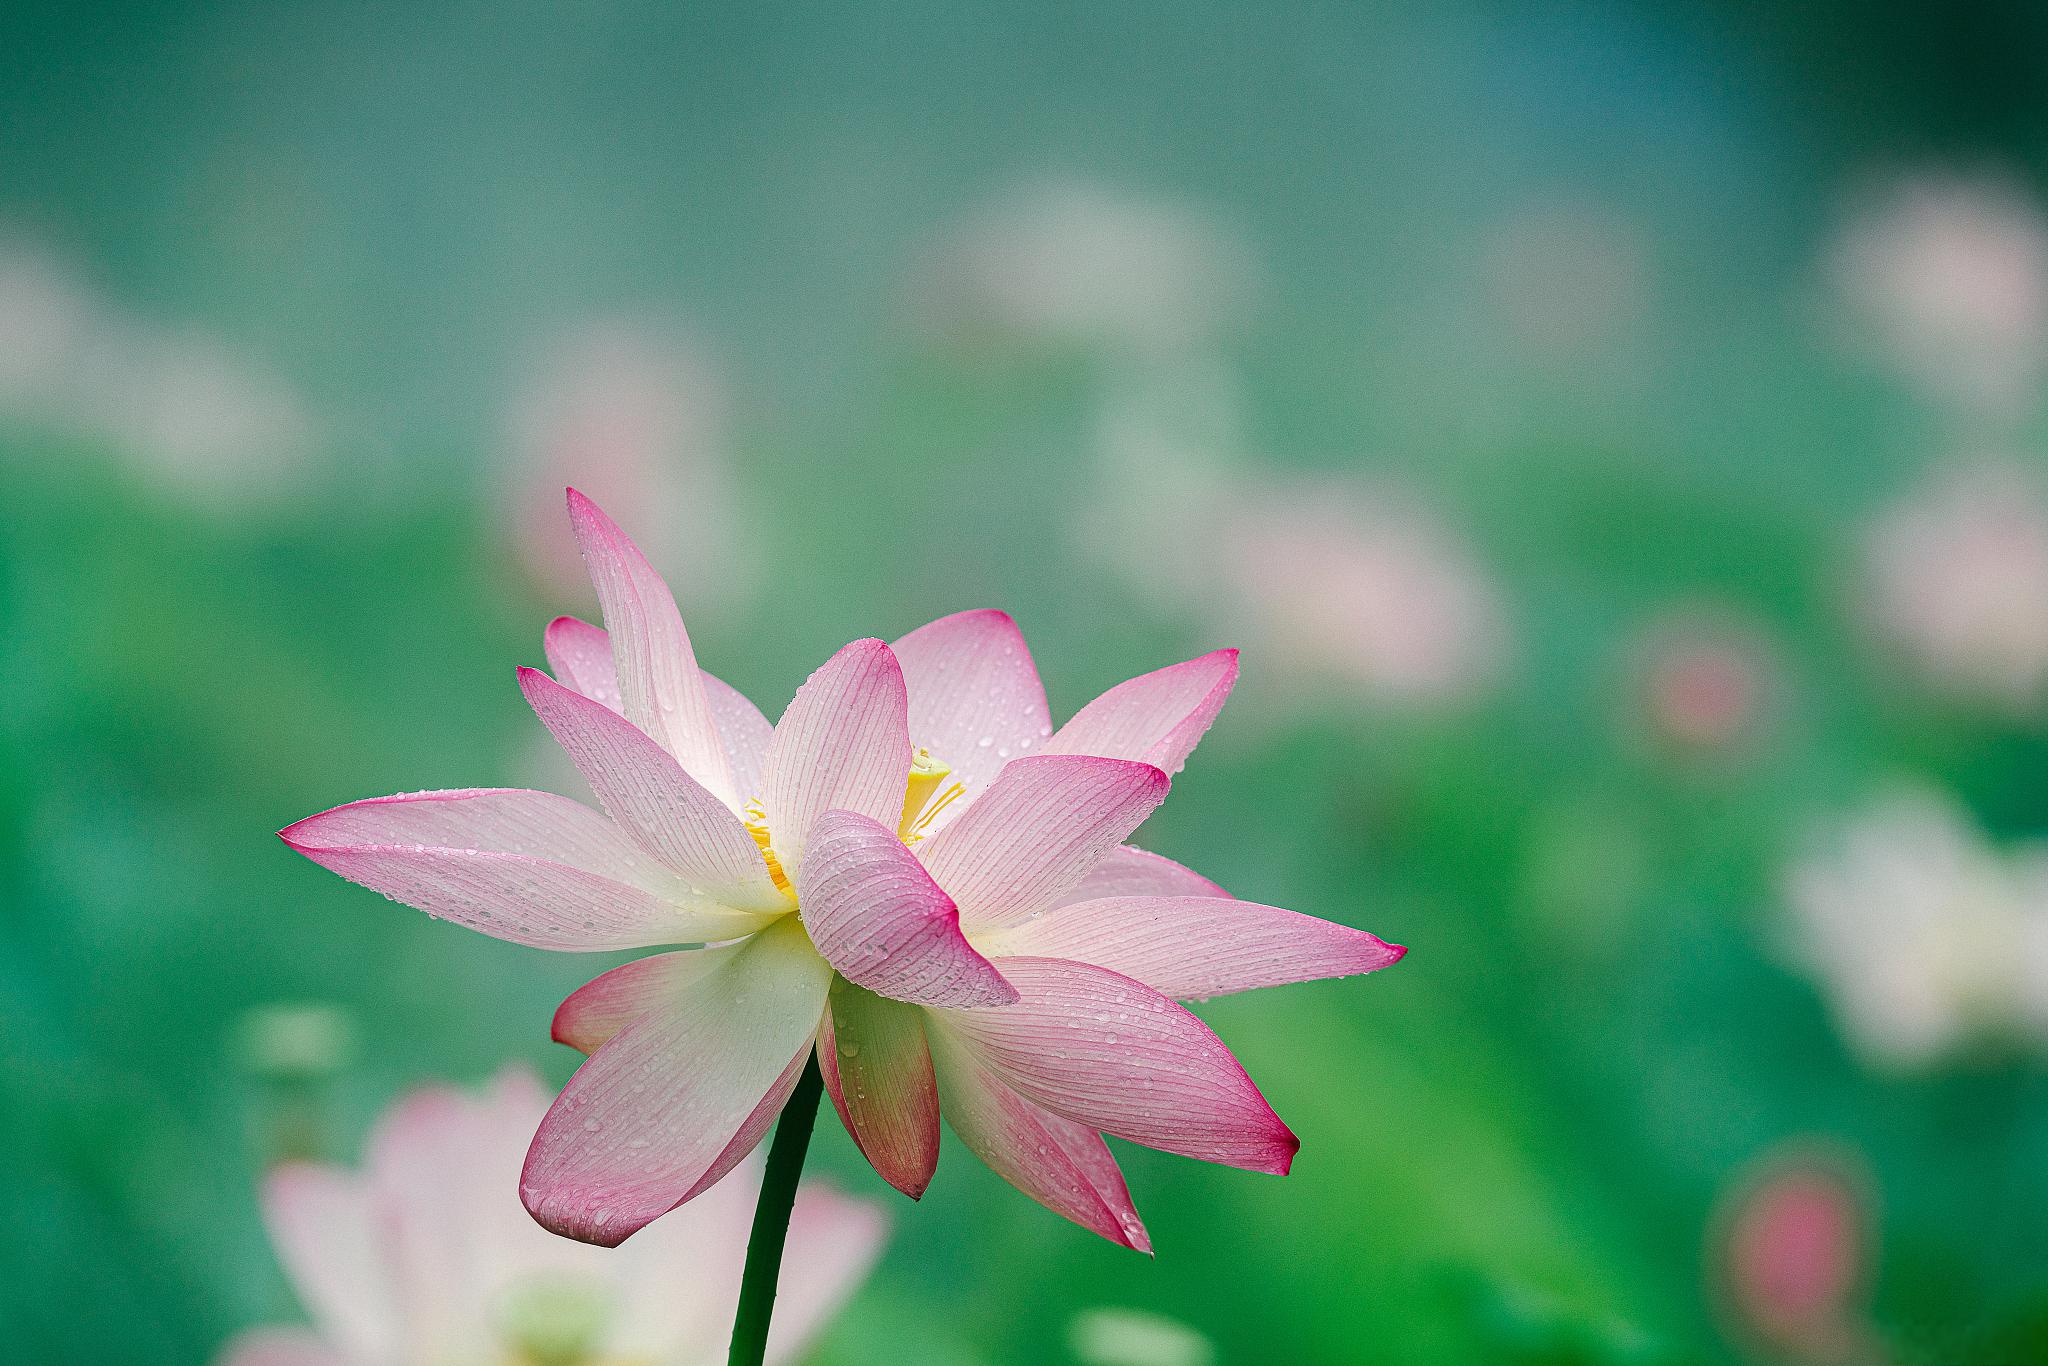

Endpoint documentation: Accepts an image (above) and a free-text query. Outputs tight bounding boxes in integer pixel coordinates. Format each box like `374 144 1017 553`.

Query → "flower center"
495 1274 620 1366
898 746 966 842
742 799 797 901
740 749 966 901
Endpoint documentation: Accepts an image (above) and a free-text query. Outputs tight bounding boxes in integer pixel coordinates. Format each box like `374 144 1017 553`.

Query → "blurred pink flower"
504 322 748 609
1829 172 2048 415
1627 610 1774 755
1782 786 2048 1069
0 233 315 504
1079 378 1507 711
284 490 1404 1248
1711 1145 1877 1364
1221 481 1507 706
1862 459 2048 710
912 178 1260 357
217 1068 885 1366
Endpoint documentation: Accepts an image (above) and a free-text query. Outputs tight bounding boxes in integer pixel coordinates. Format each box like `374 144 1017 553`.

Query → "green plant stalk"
727 1052 826 1366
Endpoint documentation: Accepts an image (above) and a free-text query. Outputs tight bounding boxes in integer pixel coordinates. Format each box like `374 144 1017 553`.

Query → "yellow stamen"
899 747 949 838
742 799 797 900
900 747 967 843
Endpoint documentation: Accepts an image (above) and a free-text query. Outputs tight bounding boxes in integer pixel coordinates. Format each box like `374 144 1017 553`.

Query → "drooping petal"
280 789 762 949
796 809 1016 1008
552 947 740 1054
519 667 787 916
929 957 1297 1174
891 609 1051 821
982 896 1406 1000
261 1164 399 1359
916 755 1169 933
762 640 910 878
543 615 625 713
1052 844 1229 906
676 1039 817 1207
925 1027 1150 1251
566 488 737 804
522 918 833 1246
544 616 775 799
819 978 941 1198
1042 649 1238 777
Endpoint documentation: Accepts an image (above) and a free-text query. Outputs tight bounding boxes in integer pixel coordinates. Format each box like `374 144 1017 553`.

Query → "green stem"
727 1052 825 1366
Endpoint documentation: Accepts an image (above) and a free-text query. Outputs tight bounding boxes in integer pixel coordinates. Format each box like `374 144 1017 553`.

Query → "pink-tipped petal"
929 957 1298 1174
1052 844 1230 906
566 488 737 804
819 978 942 1198
281 789 761 949
985 896 1406 1000
261 1163 399 1359
546 616 775 799
926 1028 1150 1251
519 667 787 916
1043 649 1238 777
796 809 1016 1008
522 919 832 1246
543 615 625 713
916 755 1170 933
552 947 739 1054
891 609 1051 822
762 640 911 877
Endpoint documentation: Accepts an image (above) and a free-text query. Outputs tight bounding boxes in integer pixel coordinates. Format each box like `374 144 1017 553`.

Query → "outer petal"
926 1027 1150 1251
261 1164 398 1359
522 918 832 1246
519 667 787 916
982 896 1406 1000
281 789 760 949
916 755 1170 933
929 957 1297 1174
796 810 1016 1008
676 1041 816 1207
567 488 737 805
552 947 740 1054
1052 845 1229 906
762 640 911 877
545 616 774 799
819 978 942 1198
1042 649 1238 777
891 609 1051 821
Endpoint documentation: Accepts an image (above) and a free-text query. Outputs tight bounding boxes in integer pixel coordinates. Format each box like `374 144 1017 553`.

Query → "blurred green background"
9 3 2048 1363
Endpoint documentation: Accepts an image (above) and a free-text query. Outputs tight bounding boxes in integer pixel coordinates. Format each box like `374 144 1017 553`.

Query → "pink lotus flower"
218 1067 885 1366
1862 459 2048 711
1710 1145 1878 1364
283 490 1405 1250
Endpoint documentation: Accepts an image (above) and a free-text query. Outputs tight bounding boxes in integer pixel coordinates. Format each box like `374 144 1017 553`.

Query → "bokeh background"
8 3 2048 1362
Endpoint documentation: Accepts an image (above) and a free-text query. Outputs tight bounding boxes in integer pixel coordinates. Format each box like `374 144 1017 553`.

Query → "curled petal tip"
519 1182 645 1249
1272 1126 1302 1176
1383 942 1410 965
